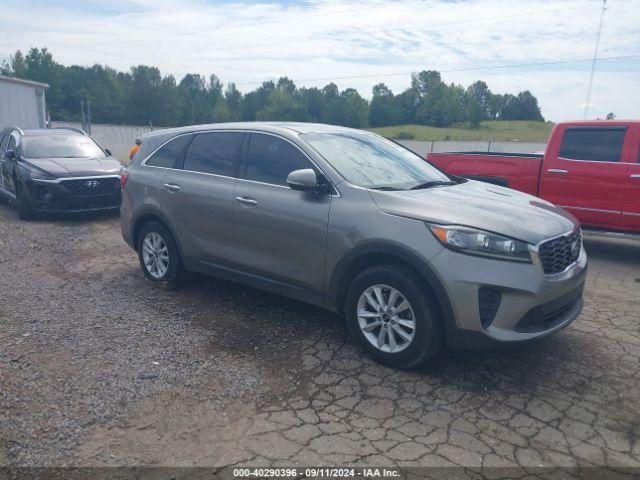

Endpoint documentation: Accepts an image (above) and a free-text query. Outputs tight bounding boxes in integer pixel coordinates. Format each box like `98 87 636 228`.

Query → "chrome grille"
538 230 582 275
61 178 119 197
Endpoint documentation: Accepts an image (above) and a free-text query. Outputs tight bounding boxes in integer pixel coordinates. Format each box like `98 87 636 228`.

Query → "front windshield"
301 132 452 190
22 134 105 159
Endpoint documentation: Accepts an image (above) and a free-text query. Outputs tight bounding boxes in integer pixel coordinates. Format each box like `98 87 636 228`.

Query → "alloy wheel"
141 232 170 279
357 284 416 353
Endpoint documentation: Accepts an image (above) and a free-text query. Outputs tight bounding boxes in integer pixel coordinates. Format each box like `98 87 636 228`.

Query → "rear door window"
145 134 192 169
559 127 626 163
183 132 244 177
245 133 314 186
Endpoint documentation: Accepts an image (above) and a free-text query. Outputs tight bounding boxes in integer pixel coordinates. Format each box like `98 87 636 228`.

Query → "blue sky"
2 0 639 121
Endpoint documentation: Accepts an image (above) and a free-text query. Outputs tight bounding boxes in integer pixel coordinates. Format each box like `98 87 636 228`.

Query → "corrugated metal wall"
0 79 47 130
50 121 547 163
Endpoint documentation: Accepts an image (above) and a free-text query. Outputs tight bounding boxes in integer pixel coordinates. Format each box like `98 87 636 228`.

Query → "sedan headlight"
18 163 55 180
428 224 531 262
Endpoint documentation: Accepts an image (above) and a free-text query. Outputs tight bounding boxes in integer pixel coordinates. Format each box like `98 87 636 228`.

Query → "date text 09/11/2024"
232 467 402 478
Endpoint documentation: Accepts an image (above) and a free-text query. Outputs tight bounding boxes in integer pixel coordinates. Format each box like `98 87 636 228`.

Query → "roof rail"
52 127 88 135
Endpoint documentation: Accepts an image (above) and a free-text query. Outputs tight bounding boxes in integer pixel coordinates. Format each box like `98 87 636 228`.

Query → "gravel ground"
1 201 639 475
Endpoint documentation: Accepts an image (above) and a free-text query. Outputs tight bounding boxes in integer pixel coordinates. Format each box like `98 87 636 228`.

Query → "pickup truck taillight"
120 170 129 188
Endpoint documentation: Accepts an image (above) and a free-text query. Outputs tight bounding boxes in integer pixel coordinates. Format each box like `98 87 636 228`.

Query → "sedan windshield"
301 132 452 190
22 134 105 159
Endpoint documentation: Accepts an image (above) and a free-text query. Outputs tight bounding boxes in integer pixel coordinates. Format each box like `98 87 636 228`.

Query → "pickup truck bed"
427 152 543 196
427 120 640 235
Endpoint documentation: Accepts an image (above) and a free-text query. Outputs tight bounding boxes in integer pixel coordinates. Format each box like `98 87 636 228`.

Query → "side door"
539 125 629 230
161 130 244 268
233 132 332 304
622 123 640 231
0 133 7 191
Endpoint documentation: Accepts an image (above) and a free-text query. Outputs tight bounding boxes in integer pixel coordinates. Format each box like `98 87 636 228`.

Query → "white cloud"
1 0 638 120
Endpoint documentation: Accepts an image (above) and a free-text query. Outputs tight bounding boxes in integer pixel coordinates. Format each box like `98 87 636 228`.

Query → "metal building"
0 75 49 130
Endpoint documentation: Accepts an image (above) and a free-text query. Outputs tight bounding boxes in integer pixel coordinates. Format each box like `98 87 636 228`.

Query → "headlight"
18 163 55 180
428 224 531 262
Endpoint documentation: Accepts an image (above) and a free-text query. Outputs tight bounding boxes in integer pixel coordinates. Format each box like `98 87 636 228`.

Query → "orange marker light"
432 226 448 244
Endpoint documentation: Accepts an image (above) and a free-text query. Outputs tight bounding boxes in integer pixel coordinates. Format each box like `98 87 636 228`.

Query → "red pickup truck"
427 120 640 235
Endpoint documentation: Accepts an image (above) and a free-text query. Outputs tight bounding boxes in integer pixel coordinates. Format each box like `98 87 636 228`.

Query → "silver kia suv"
121 122 587 369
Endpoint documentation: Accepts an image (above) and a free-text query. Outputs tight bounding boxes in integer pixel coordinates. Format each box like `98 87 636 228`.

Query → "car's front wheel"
15 182 34 220
137 221 183 287
345 264 443 369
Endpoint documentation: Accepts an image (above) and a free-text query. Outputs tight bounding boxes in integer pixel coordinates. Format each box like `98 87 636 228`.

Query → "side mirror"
5 149 15 160
105 148 112 156
286 169 319 192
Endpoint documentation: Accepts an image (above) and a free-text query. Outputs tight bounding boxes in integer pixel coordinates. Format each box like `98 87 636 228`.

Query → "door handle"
631 174 640 179
235 196 258 206
547 169 568 174
163 183 181 192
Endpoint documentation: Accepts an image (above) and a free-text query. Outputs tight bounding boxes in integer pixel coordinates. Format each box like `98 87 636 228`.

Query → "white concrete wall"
50 121 547 164
0 79 47 130
50 121 160 163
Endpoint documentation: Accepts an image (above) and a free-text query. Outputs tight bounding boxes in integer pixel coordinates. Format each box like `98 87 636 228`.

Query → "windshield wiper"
369 186 402 191
409 180 457 190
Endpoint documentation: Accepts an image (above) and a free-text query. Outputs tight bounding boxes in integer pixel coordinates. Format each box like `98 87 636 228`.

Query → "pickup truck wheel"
137 221 183 288
345 264 443 370
16 183 34 221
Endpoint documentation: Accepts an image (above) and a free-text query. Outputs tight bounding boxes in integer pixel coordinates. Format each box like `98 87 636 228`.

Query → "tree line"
2 48 544 129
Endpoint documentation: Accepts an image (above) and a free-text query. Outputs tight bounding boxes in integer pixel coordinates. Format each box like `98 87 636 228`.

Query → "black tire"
345 264 443 369
15 182 34 220
136 221 183 288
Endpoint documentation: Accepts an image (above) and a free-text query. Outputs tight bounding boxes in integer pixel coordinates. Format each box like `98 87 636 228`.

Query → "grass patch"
368 121 554 142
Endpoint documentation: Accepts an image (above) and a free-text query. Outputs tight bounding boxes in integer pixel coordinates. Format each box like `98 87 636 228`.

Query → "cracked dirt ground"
1 203 639 475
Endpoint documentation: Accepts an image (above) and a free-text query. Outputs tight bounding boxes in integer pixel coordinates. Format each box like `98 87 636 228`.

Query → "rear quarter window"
559 127 626 163
183 132 244 177
145 135 192 168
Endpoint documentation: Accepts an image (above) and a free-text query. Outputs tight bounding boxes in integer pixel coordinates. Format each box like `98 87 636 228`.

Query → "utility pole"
86 100 92 135
584 0 607 119
80 100 86 132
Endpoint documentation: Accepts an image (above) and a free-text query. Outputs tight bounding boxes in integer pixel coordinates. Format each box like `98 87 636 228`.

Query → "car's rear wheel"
137 221 183 287
15 182 34 220
345 264 443 369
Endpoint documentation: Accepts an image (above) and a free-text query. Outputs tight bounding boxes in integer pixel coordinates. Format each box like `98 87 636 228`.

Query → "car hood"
23 156 121 177
368 180 578 244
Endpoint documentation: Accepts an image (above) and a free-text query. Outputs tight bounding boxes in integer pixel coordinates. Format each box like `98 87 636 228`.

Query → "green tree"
1 50 27 76
339 88 369 128
465 81 492 120
299 87 324 122
256 87 308 121
129 65 164 125
369 83 401 127
177 73 211 124
466 99 483 128
224 82 243 121
0 47 547 127
242 81 274 120
395 87 420 124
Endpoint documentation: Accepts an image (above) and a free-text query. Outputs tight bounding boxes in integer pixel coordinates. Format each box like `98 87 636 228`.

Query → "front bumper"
430 245 587 348
24 176 121 213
